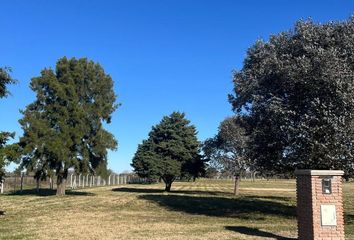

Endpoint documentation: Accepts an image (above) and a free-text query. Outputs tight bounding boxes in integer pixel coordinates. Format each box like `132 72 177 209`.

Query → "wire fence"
0 173 146 194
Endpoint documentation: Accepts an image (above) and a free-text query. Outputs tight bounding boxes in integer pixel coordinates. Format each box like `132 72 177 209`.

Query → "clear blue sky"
0 0 353 173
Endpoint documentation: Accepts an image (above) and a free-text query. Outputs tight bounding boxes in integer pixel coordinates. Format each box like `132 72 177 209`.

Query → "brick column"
295 170 345 240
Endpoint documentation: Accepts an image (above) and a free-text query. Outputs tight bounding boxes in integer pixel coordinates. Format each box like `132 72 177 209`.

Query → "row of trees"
2 17 353 196
0 58 118 195
131 17 354 194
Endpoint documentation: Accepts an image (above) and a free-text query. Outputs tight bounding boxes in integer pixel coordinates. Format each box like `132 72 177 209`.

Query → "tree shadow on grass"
113 187 295 201
112 187 165 194
139 194 296 220
225 226 296 240
113 187 232 196
345 214 354 224
245 195 293 202
7 188 95 196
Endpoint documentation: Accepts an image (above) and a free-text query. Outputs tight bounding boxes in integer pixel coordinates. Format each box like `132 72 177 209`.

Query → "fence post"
73 175 77 189
70 174 73 189
20 173 24 193
108 175 111 185
0 179 4 194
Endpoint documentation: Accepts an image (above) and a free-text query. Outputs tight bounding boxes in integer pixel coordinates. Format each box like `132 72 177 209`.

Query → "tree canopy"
229 17 354 177
0 67 17 181
19 57 118 195
0 67 16 98
131 112 204 191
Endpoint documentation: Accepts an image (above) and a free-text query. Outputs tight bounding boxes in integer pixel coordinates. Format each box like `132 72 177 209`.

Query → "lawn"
0 179 353 240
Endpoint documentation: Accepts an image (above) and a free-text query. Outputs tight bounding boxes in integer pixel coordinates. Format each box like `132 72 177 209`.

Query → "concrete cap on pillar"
295 169 344 176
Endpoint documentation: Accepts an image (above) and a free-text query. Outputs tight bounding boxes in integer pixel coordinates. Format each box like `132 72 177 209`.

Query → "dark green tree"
131 112 203 191
229 17 354 178
0 67 16 97
19 57 118 195
0 67 18 181
202 117 248 195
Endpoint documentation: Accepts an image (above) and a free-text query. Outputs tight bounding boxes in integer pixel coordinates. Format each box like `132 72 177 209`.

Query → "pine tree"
132 112 204 191
0 67 18 181
19 57 118 195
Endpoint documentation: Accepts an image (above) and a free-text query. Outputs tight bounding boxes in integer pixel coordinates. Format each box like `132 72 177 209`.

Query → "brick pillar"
295 170 345 240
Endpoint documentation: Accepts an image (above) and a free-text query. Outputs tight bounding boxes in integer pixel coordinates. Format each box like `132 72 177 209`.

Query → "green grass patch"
0 179 353 239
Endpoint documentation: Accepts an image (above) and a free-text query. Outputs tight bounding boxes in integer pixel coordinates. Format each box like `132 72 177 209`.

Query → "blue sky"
0 1 353 173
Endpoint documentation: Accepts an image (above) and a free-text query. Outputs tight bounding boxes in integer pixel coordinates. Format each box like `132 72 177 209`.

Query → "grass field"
0 179 353 240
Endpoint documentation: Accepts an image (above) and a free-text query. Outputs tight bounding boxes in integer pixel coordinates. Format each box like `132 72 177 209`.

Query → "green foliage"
95 160 115 179
204 166 219 178
18 57 118 194
0 132 20 180
203 117 248 177
0 67 17 181
229 17 354 176
131 112 204 191
0 67 16 98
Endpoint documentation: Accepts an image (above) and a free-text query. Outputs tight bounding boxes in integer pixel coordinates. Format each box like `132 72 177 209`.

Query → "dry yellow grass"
0 179 353 240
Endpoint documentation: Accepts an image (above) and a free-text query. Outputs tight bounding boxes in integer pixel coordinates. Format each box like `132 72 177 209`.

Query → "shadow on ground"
345 214 354 224
225 226 296 240
113 187 232 196
138 194 296 220
113 187 164 194
0 210 5 216
7 188 95 196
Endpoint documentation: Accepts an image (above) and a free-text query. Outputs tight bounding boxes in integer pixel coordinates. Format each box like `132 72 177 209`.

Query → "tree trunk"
36 178 40 193
165 181 172 192
233 175 241 196
162 176 174 192
56 175 67 196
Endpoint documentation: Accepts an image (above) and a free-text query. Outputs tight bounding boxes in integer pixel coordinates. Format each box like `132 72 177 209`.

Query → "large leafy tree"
203 117 248 195
131 112 203 191
0 67 18 181
229 17 354 178
19 57 118 195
